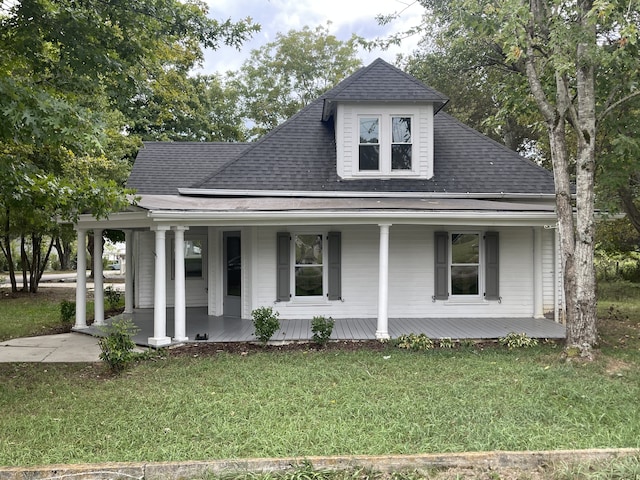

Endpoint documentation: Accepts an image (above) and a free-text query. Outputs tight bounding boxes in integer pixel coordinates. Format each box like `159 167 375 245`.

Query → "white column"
93 229 104 326
376 223 391 340
533 227 544 318
149 226 171 346
75 228 88 328
124 230 134 314
173 226 188 342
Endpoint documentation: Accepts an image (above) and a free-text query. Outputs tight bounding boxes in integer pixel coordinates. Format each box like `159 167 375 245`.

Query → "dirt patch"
167 339 391 357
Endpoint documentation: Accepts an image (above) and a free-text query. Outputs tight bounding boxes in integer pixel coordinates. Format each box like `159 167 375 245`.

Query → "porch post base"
375 331 390 340
148 336 171 347
173 336 189 343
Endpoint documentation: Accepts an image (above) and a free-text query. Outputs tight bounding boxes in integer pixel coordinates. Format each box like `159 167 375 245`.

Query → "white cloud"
199 0 424 75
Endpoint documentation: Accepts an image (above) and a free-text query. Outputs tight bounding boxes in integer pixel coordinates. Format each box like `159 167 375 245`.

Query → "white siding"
135 231 155 308
250 225 538 320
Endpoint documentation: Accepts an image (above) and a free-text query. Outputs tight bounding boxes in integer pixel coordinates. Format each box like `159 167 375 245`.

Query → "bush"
104 286 122 310
311 315 334 346
499 332 538 350
98 319 139 373
396 333 434 351
251 306 280 344
60 300 75 323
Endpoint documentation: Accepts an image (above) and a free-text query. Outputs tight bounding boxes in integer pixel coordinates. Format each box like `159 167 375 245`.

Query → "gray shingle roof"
321 58 449 117
129 59 555 197
127 141 249 194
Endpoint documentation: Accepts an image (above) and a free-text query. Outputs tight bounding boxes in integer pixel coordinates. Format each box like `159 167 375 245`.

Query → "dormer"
322 59 448 181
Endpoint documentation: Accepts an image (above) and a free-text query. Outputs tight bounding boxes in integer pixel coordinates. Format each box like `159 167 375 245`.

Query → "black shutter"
276 232 290 301
484 231 500 301
434 231 449 300
327 232 341 300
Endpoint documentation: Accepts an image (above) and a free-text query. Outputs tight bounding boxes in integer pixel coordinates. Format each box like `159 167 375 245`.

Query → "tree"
411 0 640 354
0 0 258 292
230 23 363 138
128 72 248 142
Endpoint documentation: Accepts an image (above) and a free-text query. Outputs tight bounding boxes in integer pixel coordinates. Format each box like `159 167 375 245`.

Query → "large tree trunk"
1 208 18 292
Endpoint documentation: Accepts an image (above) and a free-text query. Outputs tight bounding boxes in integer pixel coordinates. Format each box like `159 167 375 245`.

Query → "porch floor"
78 307 566 347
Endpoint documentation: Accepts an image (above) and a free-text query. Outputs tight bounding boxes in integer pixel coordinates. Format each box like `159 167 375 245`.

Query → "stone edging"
0 448 638 480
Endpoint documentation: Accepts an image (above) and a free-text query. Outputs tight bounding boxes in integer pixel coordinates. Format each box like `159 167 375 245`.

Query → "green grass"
0 344 639 466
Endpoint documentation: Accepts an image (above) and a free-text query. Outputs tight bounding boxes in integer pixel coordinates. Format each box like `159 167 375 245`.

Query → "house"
73 59 563 346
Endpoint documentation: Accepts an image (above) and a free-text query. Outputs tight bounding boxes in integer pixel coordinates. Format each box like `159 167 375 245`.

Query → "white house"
73 59 563 346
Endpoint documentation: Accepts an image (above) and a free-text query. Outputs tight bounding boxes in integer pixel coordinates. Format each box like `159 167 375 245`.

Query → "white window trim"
449 231 483 299
355 113 417 177
290 231 328 302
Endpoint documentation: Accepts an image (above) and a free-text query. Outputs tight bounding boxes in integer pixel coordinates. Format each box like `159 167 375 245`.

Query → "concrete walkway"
0 333 102 363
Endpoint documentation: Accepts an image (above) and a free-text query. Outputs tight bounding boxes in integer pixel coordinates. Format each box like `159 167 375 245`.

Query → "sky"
198 0 426 75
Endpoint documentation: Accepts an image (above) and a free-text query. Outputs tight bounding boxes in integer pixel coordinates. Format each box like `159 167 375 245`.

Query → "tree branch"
598 90 640 124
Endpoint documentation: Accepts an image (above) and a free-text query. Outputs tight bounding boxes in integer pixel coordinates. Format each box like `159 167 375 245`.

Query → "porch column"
533 227 544 318
124 229 134 314
149 226 171 346
376 223 391 340
93 229 104 326
173 226 188 342
75 228 88 328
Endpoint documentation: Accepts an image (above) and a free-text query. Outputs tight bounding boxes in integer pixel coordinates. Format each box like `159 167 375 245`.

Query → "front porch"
78 307 566 347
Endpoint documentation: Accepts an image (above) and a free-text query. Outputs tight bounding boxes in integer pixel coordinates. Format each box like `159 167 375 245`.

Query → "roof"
127 59 556 198
321 58 449 119
127 141 249 195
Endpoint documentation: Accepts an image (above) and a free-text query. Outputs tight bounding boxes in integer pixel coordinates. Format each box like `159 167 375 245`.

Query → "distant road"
1 271 125 291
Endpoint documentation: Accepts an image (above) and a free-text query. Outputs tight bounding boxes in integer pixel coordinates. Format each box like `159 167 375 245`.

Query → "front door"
223 231 241 317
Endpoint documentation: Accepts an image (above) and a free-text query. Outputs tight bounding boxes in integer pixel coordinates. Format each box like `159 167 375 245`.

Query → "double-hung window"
358 114 413 173
434 231 500 301
450 233 480 296
294 234 324 297
276 232 342 302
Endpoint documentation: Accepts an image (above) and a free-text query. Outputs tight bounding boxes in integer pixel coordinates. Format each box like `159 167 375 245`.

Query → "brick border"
1 449 638 480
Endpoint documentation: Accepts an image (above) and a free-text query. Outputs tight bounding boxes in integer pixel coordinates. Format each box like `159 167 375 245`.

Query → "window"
277 232 342 302
433 231 499 301
357 114 414 174
171 238 203 279
391 117 412 170
450 233 479 296
294 234 324 296
359 117 380 170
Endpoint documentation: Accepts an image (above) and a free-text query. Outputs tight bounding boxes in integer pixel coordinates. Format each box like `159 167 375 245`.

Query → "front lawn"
0 282 639 468
1 342 639 466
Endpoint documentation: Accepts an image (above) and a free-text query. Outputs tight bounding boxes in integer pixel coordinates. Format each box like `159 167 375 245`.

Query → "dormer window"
391 117 412 170
358 115 414 173
336 103 433 180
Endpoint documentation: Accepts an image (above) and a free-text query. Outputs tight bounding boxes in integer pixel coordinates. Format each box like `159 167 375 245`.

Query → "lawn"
0 282 639 471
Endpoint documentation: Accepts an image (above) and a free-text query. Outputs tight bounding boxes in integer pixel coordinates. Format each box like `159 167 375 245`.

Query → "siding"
251 225 537 320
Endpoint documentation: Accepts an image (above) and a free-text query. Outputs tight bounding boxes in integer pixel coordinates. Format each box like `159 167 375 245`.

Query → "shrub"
251 306 280 344
311 315 334 346
438 337 455 349
60 300 76 323
104 286 122 310
396 333 434 351
98 318 139 373
499 332 539 350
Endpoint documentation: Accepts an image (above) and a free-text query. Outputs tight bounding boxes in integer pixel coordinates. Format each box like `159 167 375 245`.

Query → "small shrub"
438 337 455 349
499 332 539 350
251 306 280 344
311 315 334 346
105 286 122 310
98 318 139 373
60 300 75 323
396 333 434 351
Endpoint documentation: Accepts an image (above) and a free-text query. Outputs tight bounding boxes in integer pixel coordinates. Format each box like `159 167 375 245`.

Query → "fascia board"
74 211 152 230
179 188 556 201
147 209 557 227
